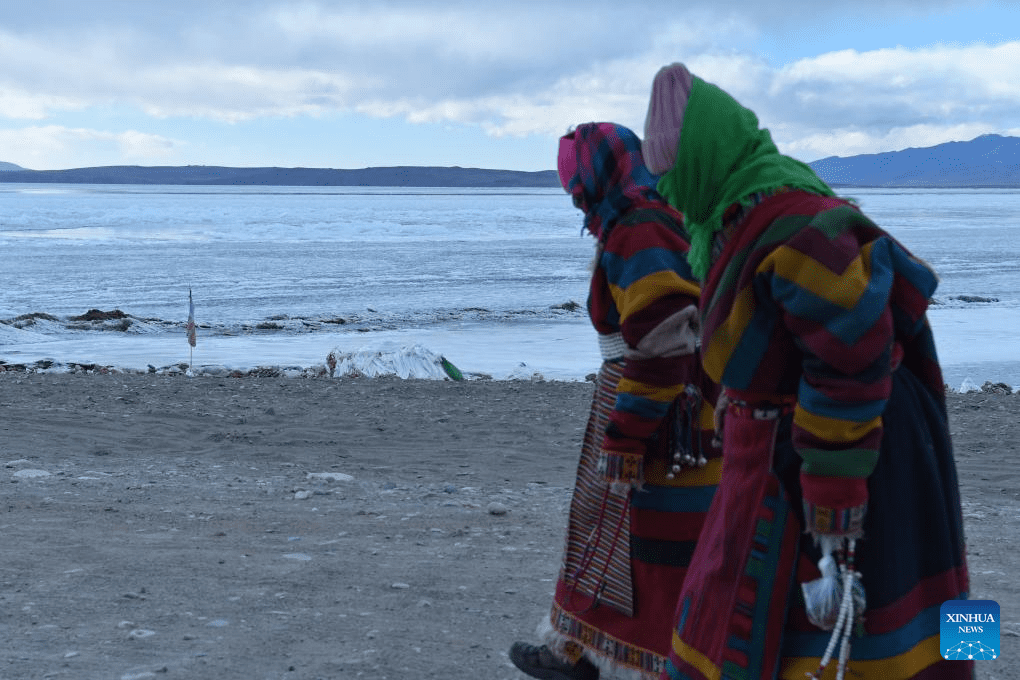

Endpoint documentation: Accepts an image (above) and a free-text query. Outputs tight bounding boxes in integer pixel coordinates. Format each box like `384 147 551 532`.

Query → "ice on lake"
2 184 1018 388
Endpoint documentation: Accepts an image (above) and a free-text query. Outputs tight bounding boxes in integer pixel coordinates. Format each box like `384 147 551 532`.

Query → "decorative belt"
723 388 796 420
713 389 796 448
728 400 796 421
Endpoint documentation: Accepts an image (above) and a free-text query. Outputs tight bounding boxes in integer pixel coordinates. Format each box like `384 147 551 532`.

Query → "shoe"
509 642 599 680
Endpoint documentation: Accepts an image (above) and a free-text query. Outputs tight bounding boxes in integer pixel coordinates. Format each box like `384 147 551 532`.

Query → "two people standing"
513 63 971 680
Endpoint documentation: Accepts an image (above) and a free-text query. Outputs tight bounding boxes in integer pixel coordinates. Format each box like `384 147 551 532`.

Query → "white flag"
186 289 196 348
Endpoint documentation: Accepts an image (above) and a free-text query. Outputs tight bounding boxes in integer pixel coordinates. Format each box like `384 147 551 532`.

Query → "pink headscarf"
557 134 577 191
642 63 694 175
556 122 663 240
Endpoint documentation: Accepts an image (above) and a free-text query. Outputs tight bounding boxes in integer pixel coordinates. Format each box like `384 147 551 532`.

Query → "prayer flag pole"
186 288 196 371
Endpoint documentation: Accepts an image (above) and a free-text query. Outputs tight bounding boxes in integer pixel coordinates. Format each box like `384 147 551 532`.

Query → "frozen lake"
1 184 1018 387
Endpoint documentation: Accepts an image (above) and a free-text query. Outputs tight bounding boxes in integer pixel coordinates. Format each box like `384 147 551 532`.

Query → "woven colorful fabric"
550 361 720 680
545 121 720 679
562 122 706 487
643 59 970 680
562 123 662 242
588 204 704 485
664 190 971 679
664 406 801 680
665 371 972 679
778 367 971 679
699 190 944 530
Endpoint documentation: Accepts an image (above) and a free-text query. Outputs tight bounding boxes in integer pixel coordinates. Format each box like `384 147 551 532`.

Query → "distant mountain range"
0 164 560 187
808 134 1020 187
2 134 1019 187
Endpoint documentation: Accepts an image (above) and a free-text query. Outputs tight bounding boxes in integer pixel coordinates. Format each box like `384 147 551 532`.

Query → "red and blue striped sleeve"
595 208 704 486
760 207 939 536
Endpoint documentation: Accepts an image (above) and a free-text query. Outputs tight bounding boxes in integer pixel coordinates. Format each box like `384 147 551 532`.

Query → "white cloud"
354 64 660 139
770 42 1020 124
0 126 183 168
0 86 86 119
131 65 363 122
0 4 706 117
359 37 1020 163
1 1 1019 166
750 42 1020 158
350 25 729 138
116 130 180 159
268 5 568 60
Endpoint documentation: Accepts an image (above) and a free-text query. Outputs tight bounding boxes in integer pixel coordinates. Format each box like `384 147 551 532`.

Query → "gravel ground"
0 373 1016 679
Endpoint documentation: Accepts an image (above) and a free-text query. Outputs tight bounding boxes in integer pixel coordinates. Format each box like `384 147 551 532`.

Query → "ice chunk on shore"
508 362 545 381
958 377 982 393
325 344 461 380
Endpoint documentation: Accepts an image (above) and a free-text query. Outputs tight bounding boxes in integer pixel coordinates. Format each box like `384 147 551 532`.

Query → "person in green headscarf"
641 63 971 680
642 63 835 282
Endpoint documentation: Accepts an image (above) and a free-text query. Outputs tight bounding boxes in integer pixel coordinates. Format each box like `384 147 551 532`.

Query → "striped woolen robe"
698 190 945 533
664 190 970 680
589 202 710 484
547 200 720 680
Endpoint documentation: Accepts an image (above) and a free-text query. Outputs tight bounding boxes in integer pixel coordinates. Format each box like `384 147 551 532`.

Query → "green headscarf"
656 77 835 280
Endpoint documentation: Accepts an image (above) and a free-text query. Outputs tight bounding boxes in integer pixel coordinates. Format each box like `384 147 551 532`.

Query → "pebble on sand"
486 501 509 516
307 472 354 482
12 469 51 479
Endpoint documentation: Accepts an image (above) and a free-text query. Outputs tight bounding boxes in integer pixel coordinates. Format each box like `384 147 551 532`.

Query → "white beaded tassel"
807 539 859 680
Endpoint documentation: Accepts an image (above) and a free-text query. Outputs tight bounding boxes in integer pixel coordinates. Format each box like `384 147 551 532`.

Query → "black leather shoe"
509 642 599 680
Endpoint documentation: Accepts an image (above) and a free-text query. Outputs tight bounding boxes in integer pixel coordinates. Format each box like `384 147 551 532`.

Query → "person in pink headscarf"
509 122 719 680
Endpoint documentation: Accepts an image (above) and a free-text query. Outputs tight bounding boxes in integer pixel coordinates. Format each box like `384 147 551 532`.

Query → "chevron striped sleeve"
701 197 941 536
588 203 703 486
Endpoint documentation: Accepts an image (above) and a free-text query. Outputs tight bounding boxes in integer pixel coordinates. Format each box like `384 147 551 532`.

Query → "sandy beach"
1 372 1017 680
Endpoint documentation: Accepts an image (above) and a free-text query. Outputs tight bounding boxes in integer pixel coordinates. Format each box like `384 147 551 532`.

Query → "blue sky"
1 0 1019 171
